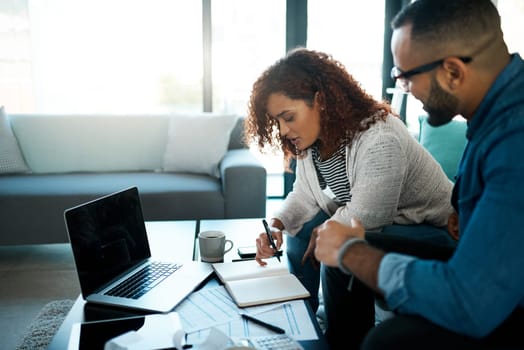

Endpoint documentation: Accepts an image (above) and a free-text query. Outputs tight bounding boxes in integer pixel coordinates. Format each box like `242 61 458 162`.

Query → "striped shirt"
311 144 351 205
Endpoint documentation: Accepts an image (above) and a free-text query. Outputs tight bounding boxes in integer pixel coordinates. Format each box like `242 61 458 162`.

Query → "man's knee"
321 264 349 289
361 314 470 350
361 315 420 350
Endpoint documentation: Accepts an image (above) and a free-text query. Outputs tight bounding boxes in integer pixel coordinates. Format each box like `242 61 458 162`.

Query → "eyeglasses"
391 56 472 91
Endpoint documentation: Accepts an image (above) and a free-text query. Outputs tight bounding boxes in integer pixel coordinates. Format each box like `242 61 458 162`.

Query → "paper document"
103 313 185 350
173 285 318 342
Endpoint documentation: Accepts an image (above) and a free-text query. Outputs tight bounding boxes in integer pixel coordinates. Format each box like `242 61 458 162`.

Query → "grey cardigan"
274 115 454 236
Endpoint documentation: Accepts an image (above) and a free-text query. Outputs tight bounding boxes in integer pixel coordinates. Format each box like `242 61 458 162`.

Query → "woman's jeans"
285 211 330 313
285 211 457 350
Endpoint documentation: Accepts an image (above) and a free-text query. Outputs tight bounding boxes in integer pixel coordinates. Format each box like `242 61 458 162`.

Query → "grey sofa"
0 113 267 245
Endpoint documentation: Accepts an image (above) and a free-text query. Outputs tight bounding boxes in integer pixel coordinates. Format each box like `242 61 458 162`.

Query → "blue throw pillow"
418 115 468 181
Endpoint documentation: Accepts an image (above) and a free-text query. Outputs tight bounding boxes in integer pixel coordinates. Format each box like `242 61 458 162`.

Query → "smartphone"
237 246 257 259
237 246 283 259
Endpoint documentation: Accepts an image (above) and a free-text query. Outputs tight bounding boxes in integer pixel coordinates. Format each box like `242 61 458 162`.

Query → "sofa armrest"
220 149 267 218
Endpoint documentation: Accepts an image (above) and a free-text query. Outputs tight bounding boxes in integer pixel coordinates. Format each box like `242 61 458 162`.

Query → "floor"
0 244 80 350
0 199 284 350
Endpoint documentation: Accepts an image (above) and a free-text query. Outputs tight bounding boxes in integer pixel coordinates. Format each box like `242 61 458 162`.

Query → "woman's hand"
255 228 283 266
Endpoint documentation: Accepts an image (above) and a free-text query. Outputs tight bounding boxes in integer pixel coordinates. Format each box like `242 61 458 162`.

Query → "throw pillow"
418 115 467 181
0 106 30 174
163 114 238 177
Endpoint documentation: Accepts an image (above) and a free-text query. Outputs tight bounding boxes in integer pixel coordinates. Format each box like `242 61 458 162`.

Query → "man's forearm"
341 242 386 294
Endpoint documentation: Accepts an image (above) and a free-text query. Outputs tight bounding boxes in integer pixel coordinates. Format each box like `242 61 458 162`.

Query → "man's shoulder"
472 55 524 141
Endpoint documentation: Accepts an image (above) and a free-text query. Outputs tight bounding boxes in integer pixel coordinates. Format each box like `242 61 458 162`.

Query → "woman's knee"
286 210 330 268
381 223 456 248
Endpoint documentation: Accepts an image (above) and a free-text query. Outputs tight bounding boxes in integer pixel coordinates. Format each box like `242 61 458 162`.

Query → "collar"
467 53 524 140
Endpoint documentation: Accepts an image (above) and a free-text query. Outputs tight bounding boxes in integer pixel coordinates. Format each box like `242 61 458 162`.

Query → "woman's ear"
314 91 325 110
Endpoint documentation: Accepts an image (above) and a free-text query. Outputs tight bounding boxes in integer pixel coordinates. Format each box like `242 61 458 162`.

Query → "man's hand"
315 218 384 292
315 218 365 267
447 211 460 241
255 228 283 266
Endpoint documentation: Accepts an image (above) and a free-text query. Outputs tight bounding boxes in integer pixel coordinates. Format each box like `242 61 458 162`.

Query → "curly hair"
245 48 394 164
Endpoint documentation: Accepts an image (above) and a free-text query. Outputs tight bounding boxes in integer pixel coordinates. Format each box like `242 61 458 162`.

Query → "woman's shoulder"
357 113 410 140
378 113 406 129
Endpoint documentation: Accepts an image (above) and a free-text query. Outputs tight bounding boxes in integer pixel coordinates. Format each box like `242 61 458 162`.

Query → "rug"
16 299 75 350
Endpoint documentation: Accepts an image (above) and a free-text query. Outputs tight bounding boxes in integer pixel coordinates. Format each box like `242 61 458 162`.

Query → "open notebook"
212 258 310 307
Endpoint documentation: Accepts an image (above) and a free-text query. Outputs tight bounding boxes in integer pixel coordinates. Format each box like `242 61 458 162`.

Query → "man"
314 0 524 349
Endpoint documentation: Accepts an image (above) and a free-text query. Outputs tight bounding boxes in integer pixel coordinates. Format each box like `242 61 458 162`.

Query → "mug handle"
224 239 234 254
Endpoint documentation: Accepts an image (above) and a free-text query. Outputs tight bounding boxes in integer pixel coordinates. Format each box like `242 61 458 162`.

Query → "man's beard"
424 76 460 127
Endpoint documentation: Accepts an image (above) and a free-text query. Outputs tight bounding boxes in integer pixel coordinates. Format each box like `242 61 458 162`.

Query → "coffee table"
48 218 328 349
47 220 198 350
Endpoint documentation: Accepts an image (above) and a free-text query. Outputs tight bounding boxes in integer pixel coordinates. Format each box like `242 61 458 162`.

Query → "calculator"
248 334 304 350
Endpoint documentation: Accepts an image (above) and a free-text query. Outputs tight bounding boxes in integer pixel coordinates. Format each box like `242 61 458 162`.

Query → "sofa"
0 107 267 245
417 115 468 182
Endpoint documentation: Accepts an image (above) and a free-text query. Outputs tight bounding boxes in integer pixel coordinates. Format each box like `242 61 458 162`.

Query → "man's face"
423 74 460 126
391 25 459 126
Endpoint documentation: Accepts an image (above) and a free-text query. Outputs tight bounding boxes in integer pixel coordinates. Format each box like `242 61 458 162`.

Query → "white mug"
198 230 234 263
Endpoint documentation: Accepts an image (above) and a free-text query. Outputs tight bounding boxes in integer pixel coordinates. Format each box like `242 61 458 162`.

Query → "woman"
245 48 455 349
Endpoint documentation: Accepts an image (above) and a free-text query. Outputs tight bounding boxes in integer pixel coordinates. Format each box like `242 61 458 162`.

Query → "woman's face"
266 93 321 151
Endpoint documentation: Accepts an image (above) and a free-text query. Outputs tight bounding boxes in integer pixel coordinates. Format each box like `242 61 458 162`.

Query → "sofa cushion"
0 172 225 244
163 113 238 177
9 114 169 173
0 106 30 174
418 115 468 181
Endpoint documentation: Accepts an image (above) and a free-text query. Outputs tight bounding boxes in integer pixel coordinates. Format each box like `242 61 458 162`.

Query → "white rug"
16 299 75 350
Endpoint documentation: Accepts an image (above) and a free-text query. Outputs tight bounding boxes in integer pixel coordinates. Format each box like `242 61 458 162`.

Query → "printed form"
173 285 318 341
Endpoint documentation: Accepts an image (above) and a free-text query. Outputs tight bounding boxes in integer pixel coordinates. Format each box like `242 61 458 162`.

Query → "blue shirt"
378 53 524 338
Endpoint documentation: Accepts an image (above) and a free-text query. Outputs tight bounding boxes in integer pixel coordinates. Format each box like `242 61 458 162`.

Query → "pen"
262 219 281 262
241 313 286 334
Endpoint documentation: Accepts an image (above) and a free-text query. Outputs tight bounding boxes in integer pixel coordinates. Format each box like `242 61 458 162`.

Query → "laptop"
64 186 213 313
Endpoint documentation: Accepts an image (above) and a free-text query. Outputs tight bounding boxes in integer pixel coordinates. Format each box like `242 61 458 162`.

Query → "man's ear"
441 57 467 90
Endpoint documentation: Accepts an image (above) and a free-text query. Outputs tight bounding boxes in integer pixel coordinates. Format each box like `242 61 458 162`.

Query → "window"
211 0 285 115
1 0 203 113
211 0 286 197
497 0 524 55
0 1 32 112
307 0 385 101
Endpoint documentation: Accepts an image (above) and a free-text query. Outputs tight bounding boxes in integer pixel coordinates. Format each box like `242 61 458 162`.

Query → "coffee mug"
198 230 234 263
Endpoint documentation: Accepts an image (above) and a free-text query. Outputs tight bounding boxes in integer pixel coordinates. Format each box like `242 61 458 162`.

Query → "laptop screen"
65 187 152 297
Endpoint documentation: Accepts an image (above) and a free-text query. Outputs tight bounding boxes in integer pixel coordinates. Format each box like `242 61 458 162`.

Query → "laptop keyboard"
105 261 182 299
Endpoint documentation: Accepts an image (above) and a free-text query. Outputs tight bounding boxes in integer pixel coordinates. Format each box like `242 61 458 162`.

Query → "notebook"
64 186 213 313
212 258 310 307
